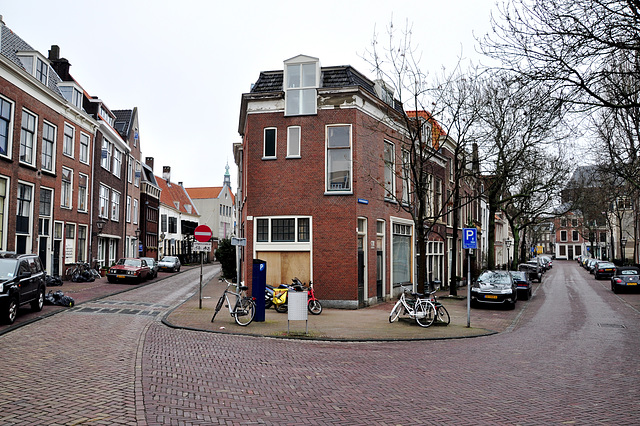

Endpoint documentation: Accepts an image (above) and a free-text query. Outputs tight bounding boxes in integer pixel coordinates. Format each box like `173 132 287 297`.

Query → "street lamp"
96 218 106 235
134 228 141 258
505 239 512 270
621 237 627 264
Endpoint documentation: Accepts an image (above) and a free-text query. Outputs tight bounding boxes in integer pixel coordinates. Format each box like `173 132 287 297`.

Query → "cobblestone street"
1 261 638 424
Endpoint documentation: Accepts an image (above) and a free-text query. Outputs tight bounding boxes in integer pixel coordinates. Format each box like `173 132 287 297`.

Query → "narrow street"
0 261 638 424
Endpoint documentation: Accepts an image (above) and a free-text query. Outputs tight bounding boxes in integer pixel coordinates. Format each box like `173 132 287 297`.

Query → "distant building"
185 164 235 244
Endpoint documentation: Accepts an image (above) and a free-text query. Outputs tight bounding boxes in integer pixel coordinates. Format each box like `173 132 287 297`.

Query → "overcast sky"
2 0 497 189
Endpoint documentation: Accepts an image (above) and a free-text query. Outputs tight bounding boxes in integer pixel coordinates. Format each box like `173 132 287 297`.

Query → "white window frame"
36 57 49 85
77 173 88 212
284 58 319 116
112 149 122 178
0 95 15 160
61 167 73 209
111 190 121 221
263 127 277 159
41 120 56 173
20 109 37 166
133 199 139 225
325 124 352 194
254 215 312 251
79 132 90 164
99 184 110 219
63 122 74 158
134 161 140 187
384 140 395 199
127 155 133 183
126 196 132 223
101 138 112 170
287 126 301 158
0 175 9 250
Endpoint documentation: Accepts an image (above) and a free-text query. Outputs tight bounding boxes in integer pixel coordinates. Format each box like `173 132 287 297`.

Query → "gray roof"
1 24 64 98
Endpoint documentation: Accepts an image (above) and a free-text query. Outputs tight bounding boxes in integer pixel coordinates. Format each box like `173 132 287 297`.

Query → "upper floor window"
111 191 121 221
133 199 138 225
112 149 122 178
58 84 84 110
79 133 90 164
560 230 567 242
128 156 133 183
78 174 88 212
101 138 112 170
17 53 50 86
63 123 74 157
0 97 14 158
36 58 48 84
61 167 73 209
256 217 311 243
326 125 351 193
402 149 411 205
99 106 114 127
572 230 579 241
284 56 319 116
16 182 32 235
287 126 300 158
41 121 56 173
99 185 109 218
134 161 141 187
384 141 395 199
20 110 37 166
263 128 276 159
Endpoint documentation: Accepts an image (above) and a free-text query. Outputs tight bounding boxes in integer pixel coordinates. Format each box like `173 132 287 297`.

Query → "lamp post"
94 219 106 270
134 228 141 258
621 237 627 264
505 239 512 270
159 233 165 259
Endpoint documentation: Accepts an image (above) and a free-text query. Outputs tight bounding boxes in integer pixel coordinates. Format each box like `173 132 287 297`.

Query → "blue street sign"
463 228 477 249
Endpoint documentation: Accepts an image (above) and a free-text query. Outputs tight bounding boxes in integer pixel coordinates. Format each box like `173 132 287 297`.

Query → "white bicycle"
389 286 437 327
211 278 256 326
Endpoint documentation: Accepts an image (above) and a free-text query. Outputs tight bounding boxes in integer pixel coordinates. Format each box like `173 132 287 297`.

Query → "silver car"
140 257 159 278
158 256 181 272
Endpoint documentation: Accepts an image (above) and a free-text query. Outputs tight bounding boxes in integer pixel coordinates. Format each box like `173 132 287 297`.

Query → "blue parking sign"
463 228 477 249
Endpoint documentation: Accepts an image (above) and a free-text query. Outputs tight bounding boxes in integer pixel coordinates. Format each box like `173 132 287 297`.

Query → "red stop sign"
194 225 213 242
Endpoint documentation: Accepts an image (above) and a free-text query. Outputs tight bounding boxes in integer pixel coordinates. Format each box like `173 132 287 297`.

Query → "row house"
156 166 200 264
235 55 483 308
0 19 155 275
0 21 98 276
185 163 236 250
139 157 161 259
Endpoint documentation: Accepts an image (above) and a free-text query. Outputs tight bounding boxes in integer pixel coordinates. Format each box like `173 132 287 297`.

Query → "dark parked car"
611 266 640 293
0 252 46 324
158 256 181 272
509 270 532 300
107 258 151 284
538 256 553 270
140 257 159 279
593 261 616 280
471 270 518 309
518 262 542 283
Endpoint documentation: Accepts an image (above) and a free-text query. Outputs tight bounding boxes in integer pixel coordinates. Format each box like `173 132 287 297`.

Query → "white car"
158 256 181 272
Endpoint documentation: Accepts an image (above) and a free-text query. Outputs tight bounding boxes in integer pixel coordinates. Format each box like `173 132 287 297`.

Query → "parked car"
586 258 598 273
0 252 46 324
140 257 159 279
593 261 616 280
509 270 532 300
106 258 151 284
611 266 640 293
518 262 542 283
471 270 518 309
158 256 181 272
538 255 553 270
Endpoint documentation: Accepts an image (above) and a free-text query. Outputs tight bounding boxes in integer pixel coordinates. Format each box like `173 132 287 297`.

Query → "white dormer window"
284 55 319 116
174 201 180 210
185 205 192 214
99 106 114 127
58 83 84 110
17 52 50 85
374 79 394 106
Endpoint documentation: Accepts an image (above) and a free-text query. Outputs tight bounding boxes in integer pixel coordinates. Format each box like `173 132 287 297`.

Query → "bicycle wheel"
211 295 225 322
234 297 256 326
415 300 436 328
308 299 323 315
389 300 403 323
436 305 450 325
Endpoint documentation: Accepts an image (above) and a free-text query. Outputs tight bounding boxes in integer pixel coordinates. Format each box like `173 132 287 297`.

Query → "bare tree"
481 0 640 111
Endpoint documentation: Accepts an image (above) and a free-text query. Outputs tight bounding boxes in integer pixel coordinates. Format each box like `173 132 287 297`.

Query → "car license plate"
628 282 637 286
117 275 126 279
484 295 498 299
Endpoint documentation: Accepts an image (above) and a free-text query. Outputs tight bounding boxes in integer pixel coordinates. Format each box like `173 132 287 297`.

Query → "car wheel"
612 284 619 294
4 297 18 325
508 300 516 310
31 287 45 312
521 290 529 301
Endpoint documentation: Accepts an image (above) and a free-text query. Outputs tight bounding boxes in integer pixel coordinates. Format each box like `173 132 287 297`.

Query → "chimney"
145 157 154 171
178 182 183 187
162 166 171 183
48 45 71 81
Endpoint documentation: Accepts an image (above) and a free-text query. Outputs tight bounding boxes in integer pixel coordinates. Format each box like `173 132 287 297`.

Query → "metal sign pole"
466 250 471 327
199 251 203 309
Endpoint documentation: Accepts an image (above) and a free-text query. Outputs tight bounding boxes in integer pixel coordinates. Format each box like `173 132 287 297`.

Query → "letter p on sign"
463 228 477 249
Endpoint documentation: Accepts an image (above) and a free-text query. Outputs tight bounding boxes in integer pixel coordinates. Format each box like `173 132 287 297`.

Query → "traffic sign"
193 242 212 252
231 237 247 246
194 225 213 242
463 228 477 249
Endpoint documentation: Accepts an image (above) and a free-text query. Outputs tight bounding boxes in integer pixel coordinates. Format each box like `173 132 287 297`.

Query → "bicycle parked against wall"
388 286 437 327
211 278 256 326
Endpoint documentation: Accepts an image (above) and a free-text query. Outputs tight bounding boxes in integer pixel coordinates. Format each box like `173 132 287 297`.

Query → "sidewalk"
164 276 525 341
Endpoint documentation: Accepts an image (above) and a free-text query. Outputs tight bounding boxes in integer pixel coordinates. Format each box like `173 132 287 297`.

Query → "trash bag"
45 275 63 286
44 290 74 307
